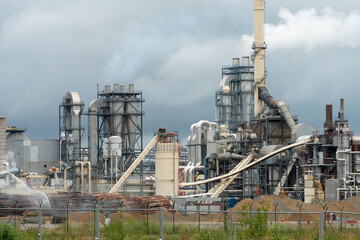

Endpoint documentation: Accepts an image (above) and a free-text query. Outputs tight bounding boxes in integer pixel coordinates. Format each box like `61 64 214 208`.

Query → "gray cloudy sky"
1 0 360 145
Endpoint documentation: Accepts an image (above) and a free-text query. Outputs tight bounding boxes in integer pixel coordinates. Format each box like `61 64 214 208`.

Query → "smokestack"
232 58 240 66
253 0 266 117
339 98 344 120
324 103 335 143
0 117 6 171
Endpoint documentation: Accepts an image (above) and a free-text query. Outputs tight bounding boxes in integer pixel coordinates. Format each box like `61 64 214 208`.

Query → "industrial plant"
1 0 360 212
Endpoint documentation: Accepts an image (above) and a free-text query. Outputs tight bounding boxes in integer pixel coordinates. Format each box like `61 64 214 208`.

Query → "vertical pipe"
0 117 6 171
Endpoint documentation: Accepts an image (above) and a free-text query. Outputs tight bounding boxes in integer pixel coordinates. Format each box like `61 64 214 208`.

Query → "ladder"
206 154 254 198
109 134 160 193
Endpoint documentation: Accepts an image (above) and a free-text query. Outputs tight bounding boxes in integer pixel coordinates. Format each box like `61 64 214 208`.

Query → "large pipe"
258 86 296 131
75 161 84 193
181 138 312 187
88 99 107 166
84 161 91 193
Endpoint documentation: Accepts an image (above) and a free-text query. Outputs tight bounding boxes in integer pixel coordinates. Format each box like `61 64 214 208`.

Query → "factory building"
2 0 360 207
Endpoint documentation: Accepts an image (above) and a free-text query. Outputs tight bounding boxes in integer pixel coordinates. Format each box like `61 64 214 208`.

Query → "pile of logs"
134 195 172 209
0 192 173 218
47 192 97 209
0 193 44 216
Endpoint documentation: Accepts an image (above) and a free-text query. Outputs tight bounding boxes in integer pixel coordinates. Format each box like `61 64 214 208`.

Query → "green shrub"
0 223 21 240
103 219 125 240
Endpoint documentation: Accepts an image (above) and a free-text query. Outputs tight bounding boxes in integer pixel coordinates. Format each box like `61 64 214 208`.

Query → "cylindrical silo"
155 142 179 197
126 84 139 149
111 84 125 139
0 118 6 171
102 85 111 137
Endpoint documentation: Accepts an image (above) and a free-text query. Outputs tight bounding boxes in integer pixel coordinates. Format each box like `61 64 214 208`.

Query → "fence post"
234 212 237 240
318 211 325 240
93 201 98 238
229 211 232 240
274 203 278 237
248 203 253 218
66 201 70 233
298 204 303 229
13 201 18 228
95 208 100 240
224 206 228 233
172 200 175 234
120 201 123 223
198 203 201 231
38 200 43 240
159 209 164 240
320 204 328 230
274 203 278 225
338 207 344 232
146 202 149 234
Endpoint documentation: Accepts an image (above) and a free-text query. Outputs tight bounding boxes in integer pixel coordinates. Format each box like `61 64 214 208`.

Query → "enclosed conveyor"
109 134 159 193
206 154 254 198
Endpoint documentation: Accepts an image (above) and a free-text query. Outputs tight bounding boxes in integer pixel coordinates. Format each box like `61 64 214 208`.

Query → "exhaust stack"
253 0 266 117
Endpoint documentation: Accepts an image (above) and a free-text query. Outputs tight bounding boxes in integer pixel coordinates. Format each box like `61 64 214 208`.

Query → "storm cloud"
0 1 359 144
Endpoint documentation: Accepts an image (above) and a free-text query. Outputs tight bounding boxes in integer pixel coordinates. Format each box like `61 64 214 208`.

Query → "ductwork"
88 99 107 166
258 86 297 133
187 121 218 166
62 92 82 161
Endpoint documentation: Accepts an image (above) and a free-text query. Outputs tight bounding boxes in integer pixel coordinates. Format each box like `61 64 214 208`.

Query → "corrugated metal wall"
7 139 59 173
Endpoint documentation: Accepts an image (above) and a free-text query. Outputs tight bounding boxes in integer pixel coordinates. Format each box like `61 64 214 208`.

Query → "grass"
2 214 360 239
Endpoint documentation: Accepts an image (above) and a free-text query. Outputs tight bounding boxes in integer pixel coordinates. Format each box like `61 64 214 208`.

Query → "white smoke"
237 7 360 55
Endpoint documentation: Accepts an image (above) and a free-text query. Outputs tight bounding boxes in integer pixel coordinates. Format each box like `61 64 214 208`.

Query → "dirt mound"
232 195 360 222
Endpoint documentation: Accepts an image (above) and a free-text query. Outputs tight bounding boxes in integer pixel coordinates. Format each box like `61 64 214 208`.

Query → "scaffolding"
58 97 85 164
215 63 254 133
96 88 145 194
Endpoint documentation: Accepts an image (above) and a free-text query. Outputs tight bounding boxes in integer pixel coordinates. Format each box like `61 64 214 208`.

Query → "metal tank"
155 142 179 197
111 84 125 140
126 84 140 149
109 136 122 180
102 85 111 137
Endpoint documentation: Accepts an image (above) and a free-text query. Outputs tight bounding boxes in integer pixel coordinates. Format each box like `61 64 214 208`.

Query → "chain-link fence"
1 204 360 239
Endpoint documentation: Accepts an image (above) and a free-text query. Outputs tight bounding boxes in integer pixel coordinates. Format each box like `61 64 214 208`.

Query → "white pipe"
88 99 107 166
84 161 91 193
63 166 71 191
75 161 84 193
181 139 311 187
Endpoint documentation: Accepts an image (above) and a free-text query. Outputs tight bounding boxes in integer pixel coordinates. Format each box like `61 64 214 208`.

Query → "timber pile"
0 192 173 219
47 192 97 222
134 195 172 214
135 195 172 209
93 193 137 209
0 193 44 216
47 192 96 209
